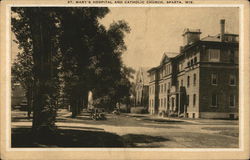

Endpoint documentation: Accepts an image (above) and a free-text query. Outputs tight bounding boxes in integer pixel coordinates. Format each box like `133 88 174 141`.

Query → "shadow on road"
12 127 125 148
12 127 169 148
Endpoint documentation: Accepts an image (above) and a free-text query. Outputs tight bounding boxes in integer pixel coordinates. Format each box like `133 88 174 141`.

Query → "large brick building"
148 19 239 119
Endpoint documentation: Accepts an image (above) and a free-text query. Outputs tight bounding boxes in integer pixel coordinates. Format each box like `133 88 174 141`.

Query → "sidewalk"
123 112 238 125
124 113 202 124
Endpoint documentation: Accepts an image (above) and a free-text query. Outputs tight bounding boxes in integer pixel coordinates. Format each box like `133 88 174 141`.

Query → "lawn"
202 127 239 137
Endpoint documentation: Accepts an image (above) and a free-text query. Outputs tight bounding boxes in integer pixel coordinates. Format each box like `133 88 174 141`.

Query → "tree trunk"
83 92 88 109
26 8 57 138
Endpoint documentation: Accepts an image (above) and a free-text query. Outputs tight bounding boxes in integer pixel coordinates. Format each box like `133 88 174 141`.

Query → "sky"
12 7 239 71
100 7 239 70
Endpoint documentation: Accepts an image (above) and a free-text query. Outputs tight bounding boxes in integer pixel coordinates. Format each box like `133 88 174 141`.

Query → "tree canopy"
11 7 134 134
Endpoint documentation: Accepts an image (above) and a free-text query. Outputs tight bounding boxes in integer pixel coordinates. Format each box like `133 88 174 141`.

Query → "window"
164 83 166 92
193 94 196 106
211 74 217 85
187 95 189 106
229 50 235 63
164 98 166 107
194 57 197 64
209 49 220 62
179 63 183 72
166 65 168 74
229 95 235 107
168 82 170 89
187 61 190 67
193 74 196 86
167 96 170 108
191 59 194 65
179 61 184 71
229 74 236 86
161 99 163 107
171 97 175 108
211 94 217 107
181 80 183 87
187 76 190 87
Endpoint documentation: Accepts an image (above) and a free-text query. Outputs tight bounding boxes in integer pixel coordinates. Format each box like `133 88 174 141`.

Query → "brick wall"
199 66 238 113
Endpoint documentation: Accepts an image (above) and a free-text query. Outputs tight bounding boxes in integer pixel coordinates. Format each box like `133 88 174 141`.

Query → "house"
148 19 239 119
135 67 150 108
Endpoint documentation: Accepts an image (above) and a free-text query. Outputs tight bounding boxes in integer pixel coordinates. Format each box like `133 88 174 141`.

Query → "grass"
202 127 239 137
169 131 239 148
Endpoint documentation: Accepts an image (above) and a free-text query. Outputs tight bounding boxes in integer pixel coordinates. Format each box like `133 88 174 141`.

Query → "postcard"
0 0 249 159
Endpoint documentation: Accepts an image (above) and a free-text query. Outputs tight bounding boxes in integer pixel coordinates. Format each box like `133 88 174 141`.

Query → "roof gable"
160 53 170 65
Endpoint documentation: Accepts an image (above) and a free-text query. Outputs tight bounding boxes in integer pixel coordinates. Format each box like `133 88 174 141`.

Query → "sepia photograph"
10 6 240 148
0 0 249 159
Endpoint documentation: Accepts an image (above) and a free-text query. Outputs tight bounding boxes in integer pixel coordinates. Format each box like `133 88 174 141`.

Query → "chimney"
220 19 225 42
182 28 201 46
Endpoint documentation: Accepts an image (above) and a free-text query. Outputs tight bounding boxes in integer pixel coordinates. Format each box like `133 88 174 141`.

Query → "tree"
57 7 110 117
58 8 132 114
12 7 132 137
12 51 34 118
12 7 61 135
90 20 132 110
11 9 35 118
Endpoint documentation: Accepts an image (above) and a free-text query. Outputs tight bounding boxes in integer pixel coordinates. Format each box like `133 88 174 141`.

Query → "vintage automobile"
90 108 106 120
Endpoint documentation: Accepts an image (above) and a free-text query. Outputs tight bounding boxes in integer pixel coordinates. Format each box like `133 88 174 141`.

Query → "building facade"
11 82 27 107
135 67 150 108
148 19 239 119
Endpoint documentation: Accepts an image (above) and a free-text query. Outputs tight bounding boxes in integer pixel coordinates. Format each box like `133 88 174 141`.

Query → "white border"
6 3 244 152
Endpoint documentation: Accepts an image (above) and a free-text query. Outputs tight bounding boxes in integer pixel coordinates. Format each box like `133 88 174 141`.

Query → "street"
12 109 239 148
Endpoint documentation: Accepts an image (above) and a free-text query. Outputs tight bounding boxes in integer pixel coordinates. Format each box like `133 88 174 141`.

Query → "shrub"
130 107 148 114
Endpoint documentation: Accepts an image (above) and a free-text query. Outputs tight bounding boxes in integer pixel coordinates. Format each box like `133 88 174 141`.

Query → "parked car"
90 108 106 120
